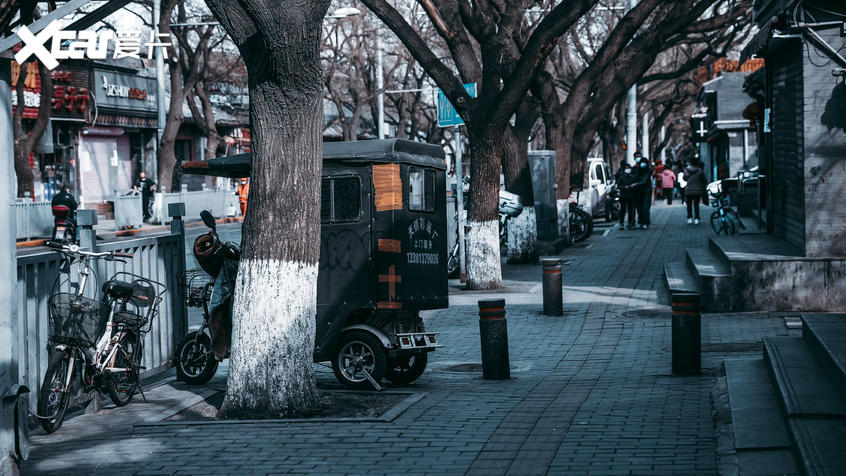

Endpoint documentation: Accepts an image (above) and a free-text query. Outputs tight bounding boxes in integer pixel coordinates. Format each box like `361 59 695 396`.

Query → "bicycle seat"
102 279 134 299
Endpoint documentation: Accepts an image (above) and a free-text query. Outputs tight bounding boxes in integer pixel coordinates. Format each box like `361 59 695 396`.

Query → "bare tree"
362 0 599 289
203 0 330 418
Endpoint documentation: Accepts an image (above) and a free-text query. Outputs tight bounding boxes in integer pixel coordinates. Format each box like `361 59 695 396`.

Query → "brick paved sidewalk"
22 203 801 475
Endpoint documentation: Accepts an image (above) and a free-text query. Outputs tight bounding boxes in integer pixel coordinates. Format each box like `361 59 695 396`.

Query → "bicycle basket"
48 293 110 346
177 269 214 308
130 279 157 308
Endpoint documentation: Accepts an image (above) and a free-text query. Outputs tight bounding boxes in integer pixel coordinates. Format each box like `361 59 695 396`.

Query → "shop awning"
183 154 251 178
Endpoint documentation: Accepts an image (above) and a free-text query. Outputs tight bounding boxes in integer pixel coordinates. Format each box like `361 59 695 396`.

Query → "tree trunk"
465 127 504 290
13 60 52 198
206 0 330 418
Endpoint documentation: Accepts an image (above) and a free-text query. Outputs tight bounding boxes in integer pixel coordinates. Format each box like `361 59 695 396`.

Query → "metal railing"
113 194 143 230
15 200 53 240
153 190 240 224
14 190 240 239
15 218 187 411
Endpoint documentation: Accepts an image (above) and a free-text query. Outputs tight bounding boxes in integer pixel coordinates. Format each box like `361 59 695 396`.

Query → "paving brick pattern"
23 203 801 475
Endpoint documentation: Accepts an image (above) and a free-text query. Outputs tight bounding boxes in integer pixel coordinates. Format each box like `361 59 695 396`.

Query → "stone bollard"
672 292 701 375
478 299 510 380
542 258 564 316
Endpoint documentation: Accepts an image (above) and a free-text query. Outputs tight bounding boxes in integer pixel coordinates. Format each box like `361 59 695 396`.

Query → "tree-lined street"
23 204 806 475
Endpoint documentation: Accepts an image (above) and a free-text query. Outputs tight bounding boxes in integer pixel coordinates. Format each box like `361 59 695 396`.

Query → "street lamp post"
625 0 638 164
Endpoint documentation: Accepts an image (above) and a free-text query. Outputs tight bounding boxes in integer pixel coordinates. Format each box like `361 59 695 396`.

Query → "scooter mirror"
200 210 216 230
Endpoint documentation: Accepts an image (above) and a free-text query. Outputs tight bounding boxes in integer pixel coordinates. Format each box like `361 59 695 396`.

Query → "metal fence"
15 227 187 411
15 190 240 239
15 200 53 240
114 194 143 230
153 190 239 224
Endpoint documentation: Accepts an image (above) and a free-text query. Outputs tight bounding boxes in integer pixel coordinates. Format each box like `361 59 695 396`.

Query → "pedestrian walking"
683 159 706 224
635 155 652 229
133 172 156 222
236 178 250 216
616 164 639 230
652 159 664 203
660 167 677 205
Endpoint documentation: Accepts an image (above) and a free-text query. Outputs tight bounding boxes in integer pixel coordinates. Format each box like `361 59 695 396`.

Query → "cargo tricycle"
180 139 448 389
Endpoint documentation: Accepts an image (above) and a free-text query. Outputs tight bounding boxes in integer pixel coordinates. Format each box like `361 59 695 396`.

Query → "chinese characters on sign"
12 20 172 70
10 61 91 120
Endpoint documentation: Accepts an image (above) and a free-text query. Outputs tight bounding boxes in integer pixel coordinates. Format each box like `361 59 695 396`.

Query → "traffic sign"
437 83 476 127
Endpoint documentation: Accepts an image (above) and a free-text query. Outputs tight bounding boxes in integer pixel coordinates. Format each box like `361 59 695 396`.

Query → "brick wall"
769 39 805 252
802 26 846 257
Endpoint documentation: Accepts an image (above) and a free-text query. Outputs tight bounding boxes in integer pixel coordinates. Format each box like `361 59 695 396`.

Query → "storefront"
10 59 93 200
81 65 157 207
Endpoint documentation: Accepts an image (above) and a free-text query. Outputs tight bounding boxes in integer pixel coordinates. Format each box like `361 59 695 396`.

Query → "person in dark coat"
634 155 653 229
683 159 707 224
133 172 156 222
51 185 77 212
616 164 639 230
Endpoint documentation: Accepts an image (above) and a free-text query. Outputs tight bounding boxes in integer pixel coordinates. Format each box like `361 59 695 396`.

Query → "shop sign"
10 60 92 121
94 69 157 113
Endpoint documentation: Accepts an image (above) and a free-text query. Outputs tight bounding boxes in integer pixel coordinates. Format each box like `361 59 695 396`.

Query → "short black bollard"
542 258 563 316
478 299 510 380
672 292 701 375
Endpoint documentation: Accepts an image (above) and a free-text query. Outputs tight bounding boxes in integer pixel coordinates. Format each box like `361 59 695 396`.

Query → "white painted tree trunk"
506 208 537 263
557 199 571 245
221 258 320 418
466 220 502 289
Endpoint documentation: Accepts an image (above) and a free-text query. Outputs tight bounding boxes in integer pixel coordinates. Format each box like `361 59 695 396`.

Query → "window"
593 163 604 183
409 167 435 212
321 176 361 223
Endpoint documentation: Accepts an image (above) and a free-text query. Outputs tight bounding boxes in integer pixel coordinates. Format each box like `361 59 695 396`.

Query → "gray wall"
802 26 846 257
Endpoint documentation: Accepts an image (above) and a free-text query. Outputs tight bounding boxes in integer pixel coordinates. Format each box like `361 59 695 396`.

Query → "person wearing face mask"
634 156 653 229
616 164 639 230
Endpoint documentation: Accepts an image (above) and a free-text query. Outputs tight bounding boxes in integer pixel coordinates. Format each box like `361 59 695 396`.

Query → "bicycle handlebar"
46 241 134 260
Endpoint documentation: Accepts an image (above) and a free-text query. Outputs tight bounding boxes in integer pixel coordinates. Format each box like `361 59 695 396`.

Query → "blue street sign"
437 83 476 127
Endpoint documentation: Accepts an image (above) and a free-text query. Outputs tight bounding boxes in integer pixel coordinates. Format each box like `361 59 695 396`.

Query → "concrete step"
762 337 846 417
724 359 793 450
663 261 699 295
685 246 733 312
789 418 846 476
802 314 846 388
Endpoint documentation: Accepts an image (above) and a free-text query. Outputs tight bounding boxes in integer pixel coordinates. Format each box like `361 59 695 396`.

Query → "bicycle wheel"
37 351 74 433
710 212 722 235
107 332 140 407
727 209 746 231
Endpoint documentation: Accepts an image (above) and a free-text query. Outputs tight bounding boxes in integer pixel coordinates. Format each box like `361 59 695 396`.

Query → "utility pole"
642 111 649 159
454 126 466 283
0 56 21 476
625 0 638 165
376 33 385 139
153 0 166 180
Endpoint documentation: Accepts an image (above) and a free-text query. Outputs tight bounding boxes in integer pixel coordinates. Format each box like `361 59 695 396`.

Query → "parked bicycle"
36 241 166 433
708 180 746 235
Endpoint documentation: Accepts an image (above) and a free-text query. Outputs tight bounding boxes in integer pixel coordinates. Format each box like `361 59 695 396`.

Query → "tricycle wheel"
332 331 386 390
176 331 219 385
385 352 428 384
